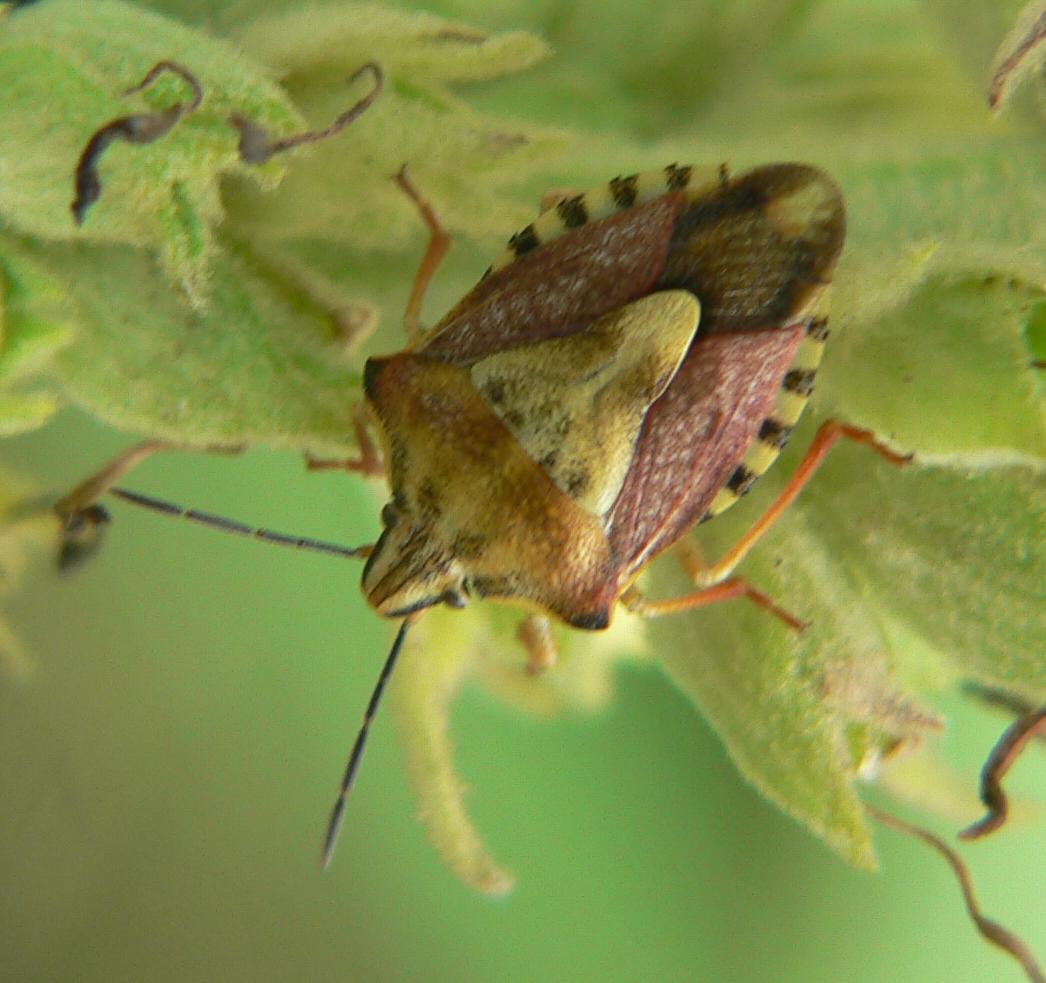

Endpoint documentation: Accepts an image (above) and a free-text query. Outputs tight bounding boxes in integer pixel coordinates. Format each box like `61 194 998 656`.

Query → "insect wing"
606 163 847 584
606 325 807 584
418 183 711 361
655 163 847 335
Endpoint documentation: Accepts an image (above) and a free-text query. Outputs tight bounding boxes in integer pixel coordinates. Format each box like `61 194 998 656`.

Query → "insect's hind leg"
692 420 912 588
629 420 912 630
620 578 807 633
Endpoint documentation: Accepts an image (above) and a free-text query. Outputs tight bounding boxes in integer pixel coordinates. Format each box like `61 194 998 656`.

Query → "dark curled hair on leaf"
71 59 383 225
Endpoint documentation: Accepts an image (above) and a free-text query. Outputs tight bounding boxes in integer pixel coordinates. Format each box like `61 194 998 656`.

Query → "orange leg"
517 613 558 675
624 420 910 632
621 580 807 633
304 406 384 478
393 165 451 345
692 420 912 587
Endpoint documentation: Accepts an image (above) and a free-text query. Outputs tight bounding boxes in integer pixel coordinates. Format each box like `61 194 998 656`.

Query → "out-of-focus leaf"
224 3 561 246
0 242 75 434
8 234 362 453
0 470 61 680
820 277 1046 459
390 606 515 896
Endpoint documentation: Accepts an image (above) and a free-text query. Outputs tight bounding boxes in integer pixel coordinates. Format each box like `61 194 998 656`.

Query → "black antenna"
109 487 371 560
321 616 415 869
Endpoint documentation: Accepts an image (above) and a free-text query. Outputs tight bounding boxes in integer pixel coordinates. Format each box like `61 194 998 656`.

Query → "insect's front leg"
54 438 173 570
516 613 558 675
304 404 384 477
54 439 171 525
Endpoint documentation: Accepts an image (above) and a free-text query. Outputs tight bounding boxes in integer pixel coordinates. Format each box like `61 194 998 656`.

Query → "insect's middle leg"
517 613 558 675
304 404 384 477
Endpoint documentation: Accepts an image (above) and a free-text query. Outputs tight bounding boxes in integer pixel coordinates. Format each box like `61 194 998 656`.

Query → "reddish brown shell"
365 163 845 628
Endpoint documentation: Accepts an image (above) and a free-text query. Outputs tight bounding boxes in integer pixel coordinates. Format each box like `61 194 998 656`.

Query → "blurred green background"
3 0 1045 980
4 415 1045 982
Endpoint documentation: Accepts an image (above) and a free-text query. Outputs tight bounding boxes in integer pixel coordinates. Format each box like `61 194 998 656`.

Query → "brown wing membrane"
608 163 845 583
607 327 806 583
417 193 686 363
657 163 845 334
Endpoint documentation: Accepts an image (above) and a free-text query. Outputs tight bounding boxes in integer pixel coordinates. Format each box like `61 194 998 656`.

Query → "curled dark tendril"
72 60 383 224
867 804 1046 983
964 682 1039 720
71 61 204 225
230 61 383 165
960 705 1046 841
988 8 1046 111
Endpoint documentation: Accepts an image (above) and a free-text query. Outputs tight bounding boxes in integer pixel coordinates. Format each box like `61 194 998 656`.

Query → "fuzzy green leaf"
390 607 515 897
833 144 1046 336
224 3 561 247
7 233 363 452
987 0 1046 114
0 242 75 434
0 0 303 300
648 568 882 870
391 601 646 890
819 277 1046 459
801 458 1046 698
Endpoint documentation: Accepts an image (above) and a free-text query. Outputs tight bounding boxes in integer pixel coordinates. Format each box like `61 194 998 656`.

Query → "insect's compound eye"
441 588 467 610
380 502 399 529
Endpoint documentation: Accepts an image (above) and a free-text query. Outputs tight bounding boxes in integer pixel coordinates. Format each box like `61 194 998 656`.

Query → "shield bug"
58 159 913 867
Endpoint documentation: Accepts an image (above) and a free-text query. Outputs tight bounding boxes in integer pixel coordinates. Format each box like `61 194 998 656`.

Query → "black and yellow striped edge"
702 314 830 521
486 164 722 274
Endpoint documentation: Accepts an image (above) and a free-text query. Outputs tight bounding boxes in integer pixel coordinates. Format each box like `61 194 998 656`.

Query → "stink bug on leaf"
58 154 913 867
